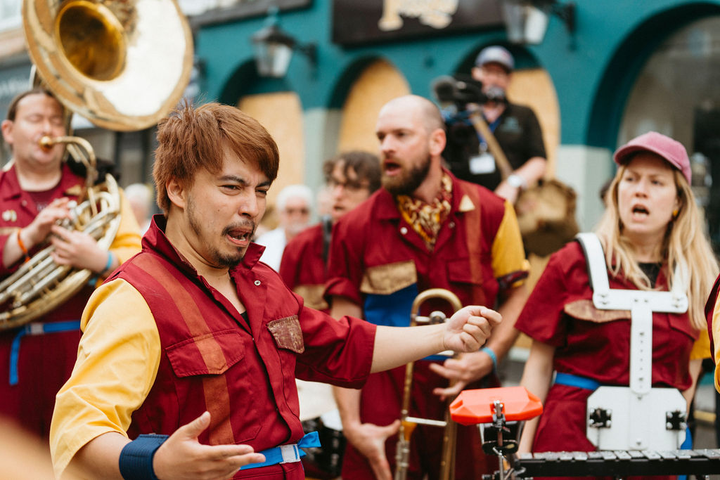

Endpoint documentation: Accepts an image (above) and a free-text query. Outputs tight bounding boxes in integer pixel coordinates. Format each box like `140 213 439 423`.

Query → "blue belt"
241 431 321 470
554 372 601 391
9 320 81 386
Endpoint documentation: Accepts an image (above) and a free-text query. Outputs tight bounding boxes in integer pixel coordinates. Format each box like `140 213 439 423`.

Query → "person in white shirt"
255 184 312 270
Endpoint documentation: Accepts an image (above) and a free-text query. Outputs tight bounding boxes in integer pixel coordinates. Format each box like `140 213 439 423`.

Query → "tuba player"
0 88 142 439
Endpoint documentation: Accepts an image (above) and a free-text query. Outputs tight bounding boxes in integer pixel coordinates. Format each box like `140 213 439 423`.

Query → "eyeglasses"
285 207 310 215
328 177 370 193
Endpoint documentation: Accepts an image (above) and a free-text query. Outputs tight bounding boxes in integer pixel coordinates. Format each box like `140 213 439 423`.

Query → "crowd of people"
1 44 720 480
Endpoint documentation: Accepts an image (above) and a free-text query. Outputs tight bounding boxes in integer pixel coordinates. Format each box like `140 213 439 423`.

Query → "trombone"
395 288 463 480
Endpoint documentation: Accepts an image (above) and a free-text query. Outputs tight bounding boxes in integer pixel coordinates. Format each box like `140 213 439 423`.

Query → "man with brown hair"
280 150 381 312
0 88 141 438
49 102 501 480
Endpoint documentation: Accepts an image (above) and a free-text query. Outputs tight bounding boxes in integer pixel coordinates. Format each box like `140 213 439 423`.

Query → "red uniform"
280 223 329 312
515 241 697 480
325 171 528 479
0 163 140 437
110 217 377 479
705 275 720 361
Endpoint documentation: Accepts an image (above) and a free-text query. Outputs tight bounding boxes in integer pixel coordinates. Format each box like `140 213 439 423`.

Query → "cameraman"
443 46 547 203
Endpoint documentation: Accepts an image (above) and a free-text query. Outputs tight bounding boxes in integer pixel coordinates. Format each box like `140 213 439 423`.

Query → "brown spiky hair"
153 102 279 214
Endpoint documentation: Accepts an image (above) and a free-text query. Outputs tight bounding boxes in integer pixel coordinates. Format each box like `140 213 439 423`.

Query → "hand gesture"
50 224 107 272
24 197 72 246
344 420 400 480
429 351 495 401
442 306 501 354
153 411 266 480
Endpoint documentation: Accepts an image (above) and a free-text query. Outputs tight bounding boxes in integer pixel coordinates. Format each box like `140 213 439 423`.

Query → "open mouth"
226 227 253 245
383 159 401 175
631 205 650 217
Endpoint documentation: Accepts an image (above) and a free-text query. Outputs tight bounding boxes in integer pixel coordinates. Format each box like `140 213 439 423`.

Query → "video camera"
431 74 506 110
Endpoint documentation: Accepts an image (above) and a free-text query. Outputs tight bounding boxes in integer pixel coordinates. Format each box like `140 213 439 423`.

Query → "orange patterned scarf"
397 174 453 251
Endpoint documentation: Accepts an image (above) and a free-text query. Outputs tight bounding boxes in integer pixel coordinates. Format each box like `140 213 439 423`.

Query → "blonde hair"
595 164 718 330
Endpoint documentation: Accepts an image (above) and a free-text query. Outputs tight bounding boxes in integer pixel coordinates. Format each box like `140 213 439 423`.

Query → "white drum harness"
575 233 689 451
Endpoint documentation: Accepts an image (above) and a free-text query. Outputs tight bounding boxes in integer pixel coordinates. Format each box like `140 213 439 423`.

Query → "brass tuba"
0 136 121 329
0 0 193 329
395 288 462 480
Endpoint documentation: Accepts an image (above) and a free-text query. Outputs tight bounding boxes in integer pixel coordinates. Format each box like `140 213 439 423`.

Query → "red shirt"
0 163 85 276
279 223 329 312
113 218 376 478
705 274 720 361
516 241 697 390
325 171 527 319
324 171 525 478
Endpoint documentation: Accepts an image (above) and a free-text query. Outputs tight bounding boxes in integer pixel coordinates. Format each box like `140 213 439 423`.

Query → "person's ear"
166 178 187 209
429 128 446 156
1 120 14 145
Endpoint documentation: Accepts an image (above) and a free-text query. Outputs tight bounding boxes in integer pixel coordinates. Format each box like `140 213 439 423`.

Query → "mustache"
222 219 256 236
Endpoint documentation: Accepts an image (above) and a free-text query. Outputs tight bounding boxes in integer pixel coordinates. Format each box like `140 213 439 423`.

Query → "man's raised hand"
442 306 501 353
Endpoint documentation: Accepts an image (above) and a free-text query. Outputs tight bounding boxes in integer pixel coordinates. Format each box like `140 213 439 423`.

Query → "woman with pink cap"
514 132 718 474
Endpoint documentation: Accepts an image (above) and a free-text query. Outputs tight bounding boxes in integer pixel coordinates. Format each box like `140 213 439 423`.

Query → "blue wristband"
119 434 169 480
103 252 115 274
481 347 497 372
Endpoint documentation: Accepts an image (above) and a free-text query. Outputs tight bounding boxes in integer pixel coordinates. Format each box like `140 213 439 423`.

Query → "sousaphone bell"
23 0 194 131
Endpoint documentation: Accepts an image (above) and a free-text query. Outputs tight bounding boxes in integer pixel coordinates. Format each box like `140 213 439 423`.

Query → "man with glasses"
279 151 381 478
280 151 381 313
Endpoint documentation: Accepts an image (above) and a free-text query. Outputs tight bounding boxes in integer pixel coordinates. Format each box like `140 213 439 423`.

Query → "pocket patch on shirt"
268 315 305 354
360 260 417 295
563 299 629 323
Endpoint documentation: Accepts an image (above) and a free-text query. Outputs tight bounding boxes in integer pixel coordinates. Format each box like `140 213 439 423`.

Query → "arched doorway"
336 59 411 154
618 15 720 251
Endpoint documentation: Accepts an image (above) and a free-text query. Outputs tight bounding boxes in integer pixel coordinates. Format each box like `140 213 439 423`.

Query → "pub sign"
332 0 504 45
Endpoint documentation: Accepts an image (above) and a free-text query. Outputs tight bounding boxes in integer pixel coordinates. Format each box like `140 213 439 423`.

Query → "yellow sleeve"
690 328 710 360
491 200 530 286
50 279 160 479
713 298 720 393
110 189 143 265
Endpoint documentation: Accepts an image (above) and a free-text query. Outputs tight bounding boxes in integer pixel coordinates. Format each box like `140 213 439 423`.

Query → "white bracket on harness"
576 233 688 450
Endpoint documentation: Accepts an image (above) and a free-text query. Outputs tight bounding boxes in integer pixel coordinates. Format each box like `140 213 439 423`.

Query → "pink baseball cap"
613 131 691 184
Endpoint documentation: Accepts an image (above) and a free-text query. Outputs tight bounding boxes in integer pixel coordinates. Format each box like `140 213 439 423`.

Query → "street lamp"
500 0 575 45
251 8 317 78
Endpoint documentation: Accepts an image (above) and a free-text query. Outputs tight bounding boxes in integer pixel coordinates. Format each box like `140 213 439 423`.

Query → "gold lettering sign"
379 0 459 31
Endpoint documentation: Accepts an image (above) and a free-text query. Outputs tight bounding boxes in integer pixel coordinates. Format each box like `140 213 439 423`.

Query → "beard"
382 153 432 196
187 197 254 268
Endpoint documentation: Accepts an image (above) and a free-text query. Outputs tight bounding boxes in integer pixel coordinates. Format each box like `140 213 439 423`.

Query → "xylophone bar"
515 449 720 477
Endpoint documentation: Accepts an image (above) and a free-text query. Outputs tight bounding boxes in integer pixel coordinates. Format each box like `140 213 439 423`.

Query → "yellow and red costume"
50 216 377 479
0 163 141 438
325 170 528 479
